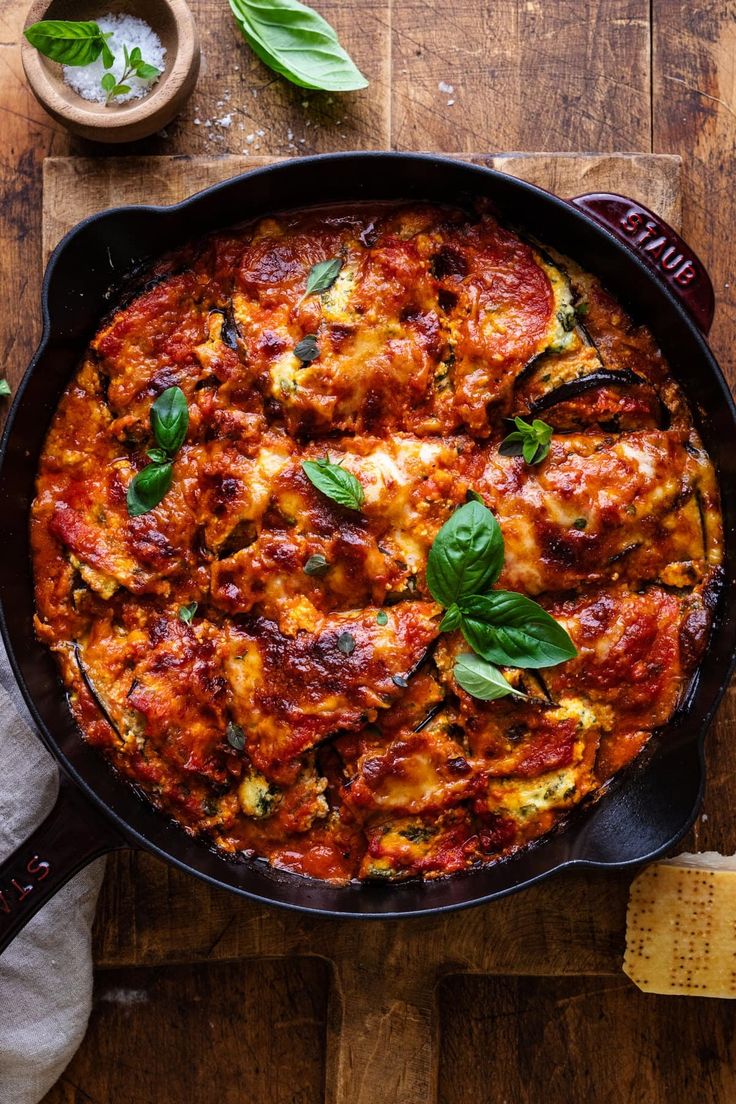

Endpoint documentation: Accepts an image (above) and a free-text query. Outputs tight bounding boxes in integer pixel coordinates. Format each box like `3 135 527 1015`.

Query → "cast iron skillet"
1 153 734 953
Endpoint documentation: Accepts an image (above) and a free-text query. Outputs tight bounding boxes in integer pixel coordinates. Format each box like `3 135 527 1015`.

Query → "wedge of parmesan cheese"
624 852 736 997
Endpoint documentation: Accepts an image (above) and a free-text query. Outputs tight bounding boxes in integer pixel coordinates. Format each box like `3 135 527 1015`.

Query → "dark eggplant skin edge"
526 368 648 415
73 642 124 740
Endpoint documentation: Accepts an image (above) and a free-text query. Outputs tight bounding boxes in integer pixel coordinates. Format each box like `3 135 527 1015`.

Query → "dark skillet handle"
569 193 715 335
0 773 126 956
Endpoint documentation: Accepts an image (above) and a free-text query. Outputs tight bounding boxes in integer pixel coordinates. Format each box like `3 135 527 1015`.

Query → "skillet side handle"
570 193 715 336
0 774 125 956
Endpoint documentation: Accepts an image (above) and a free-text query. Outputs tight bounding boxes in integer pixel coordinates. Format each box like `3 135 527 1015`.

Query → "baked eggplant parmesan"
32 202 723 884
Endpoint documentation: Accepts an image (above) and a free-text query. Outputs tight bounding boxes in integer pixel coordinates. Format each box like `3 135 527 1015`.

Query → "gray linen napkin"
0 642 105 1103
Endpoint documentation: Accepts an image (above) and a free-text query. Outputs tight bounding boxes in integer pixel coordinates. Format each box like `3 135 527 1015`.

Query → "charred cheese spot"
340 711 476 817
224 603 440 781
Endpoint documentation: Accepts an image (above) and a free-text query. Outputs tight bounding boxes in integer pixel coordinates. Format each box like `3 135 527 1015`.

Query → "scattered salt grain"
215 114 232 127
438 80 454 94
447 99 455 106
63 13 165 104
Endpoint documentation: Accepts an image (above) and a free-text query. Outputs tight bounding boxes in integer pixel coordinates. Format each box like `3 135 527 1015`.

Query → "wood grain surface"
41 150 682 258
0 0 733 1100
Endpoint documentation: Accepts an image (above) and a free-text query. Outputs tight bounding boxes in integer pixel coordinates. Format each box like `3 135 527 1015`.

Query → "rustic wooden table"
1 0 736 1100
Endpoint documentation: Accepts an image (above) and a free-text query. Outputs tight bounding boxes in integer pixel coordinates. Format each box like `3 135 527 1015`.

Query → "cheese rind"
624 853 736 998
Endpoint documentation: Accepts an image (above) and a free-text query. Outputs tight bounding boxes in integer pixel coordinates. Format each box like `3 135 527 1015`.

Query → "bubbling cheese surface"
32 202 723 884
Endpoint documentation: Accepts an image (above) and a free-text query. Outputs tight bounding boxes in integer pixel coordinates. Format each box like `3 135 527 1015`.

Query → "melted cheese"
31 201 723 885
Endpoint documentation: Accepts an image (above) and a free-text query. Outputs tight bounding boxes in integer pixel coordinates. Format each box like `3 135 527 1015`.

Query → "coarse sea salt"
63 13 166 105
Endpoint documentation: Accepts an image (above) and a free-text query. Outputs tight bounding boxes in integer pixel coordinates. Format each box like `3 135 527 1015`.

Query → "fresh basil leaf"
302 456 365 511
228 0 368 92
304 553 329 576
305 257 343 296
101 39 115 69
337 631 356 656
499 416 552 466
426 501 504 608
178 602 198 624
453 653 524 701
126 462 173 517
150 386 189 455
294 334 319 363
129 46 142 62
458 592 577 669
439 603 462 632
135 61 160 80
376 610 388 626
113 84 132 96
226 722 246 750
24 19 107 66
0 380 11 398
101 72 116 93
147 447 169 464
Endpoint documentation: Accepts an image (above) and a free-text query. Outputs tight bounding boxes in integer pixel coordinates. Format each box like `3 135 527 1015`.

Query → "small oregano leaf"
305 257 343 296
178 602 198 624
294 334 319 363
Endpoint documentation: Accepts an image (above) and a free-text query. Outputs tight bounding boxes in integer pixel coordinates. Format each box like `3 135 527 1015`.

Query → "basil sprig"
499 416 553 465
101 44 160 103
302 455 365 511
0 380 10 398
24 19 114 67
427 500 576 699
229 0 368 92
127 386 189 517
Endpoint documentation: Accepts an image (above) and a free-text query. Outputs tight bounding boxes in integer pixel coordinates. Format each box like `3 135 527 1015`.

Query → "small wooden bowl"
22 0 200 143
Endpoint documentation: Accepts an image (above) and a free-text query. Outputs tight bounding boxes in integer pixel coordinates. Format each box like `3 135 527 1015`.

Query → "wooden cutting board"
43 151 686 1104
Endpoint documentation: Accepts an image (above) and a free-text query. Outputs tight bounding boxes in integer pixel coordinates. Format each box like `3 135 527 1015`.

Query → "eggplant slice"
513 257 667 431
74 641 123 739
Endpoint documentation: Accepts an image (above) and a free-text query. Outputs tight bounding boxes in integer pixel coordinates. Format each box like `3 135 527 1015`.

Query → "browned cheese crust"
32 203 723 883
